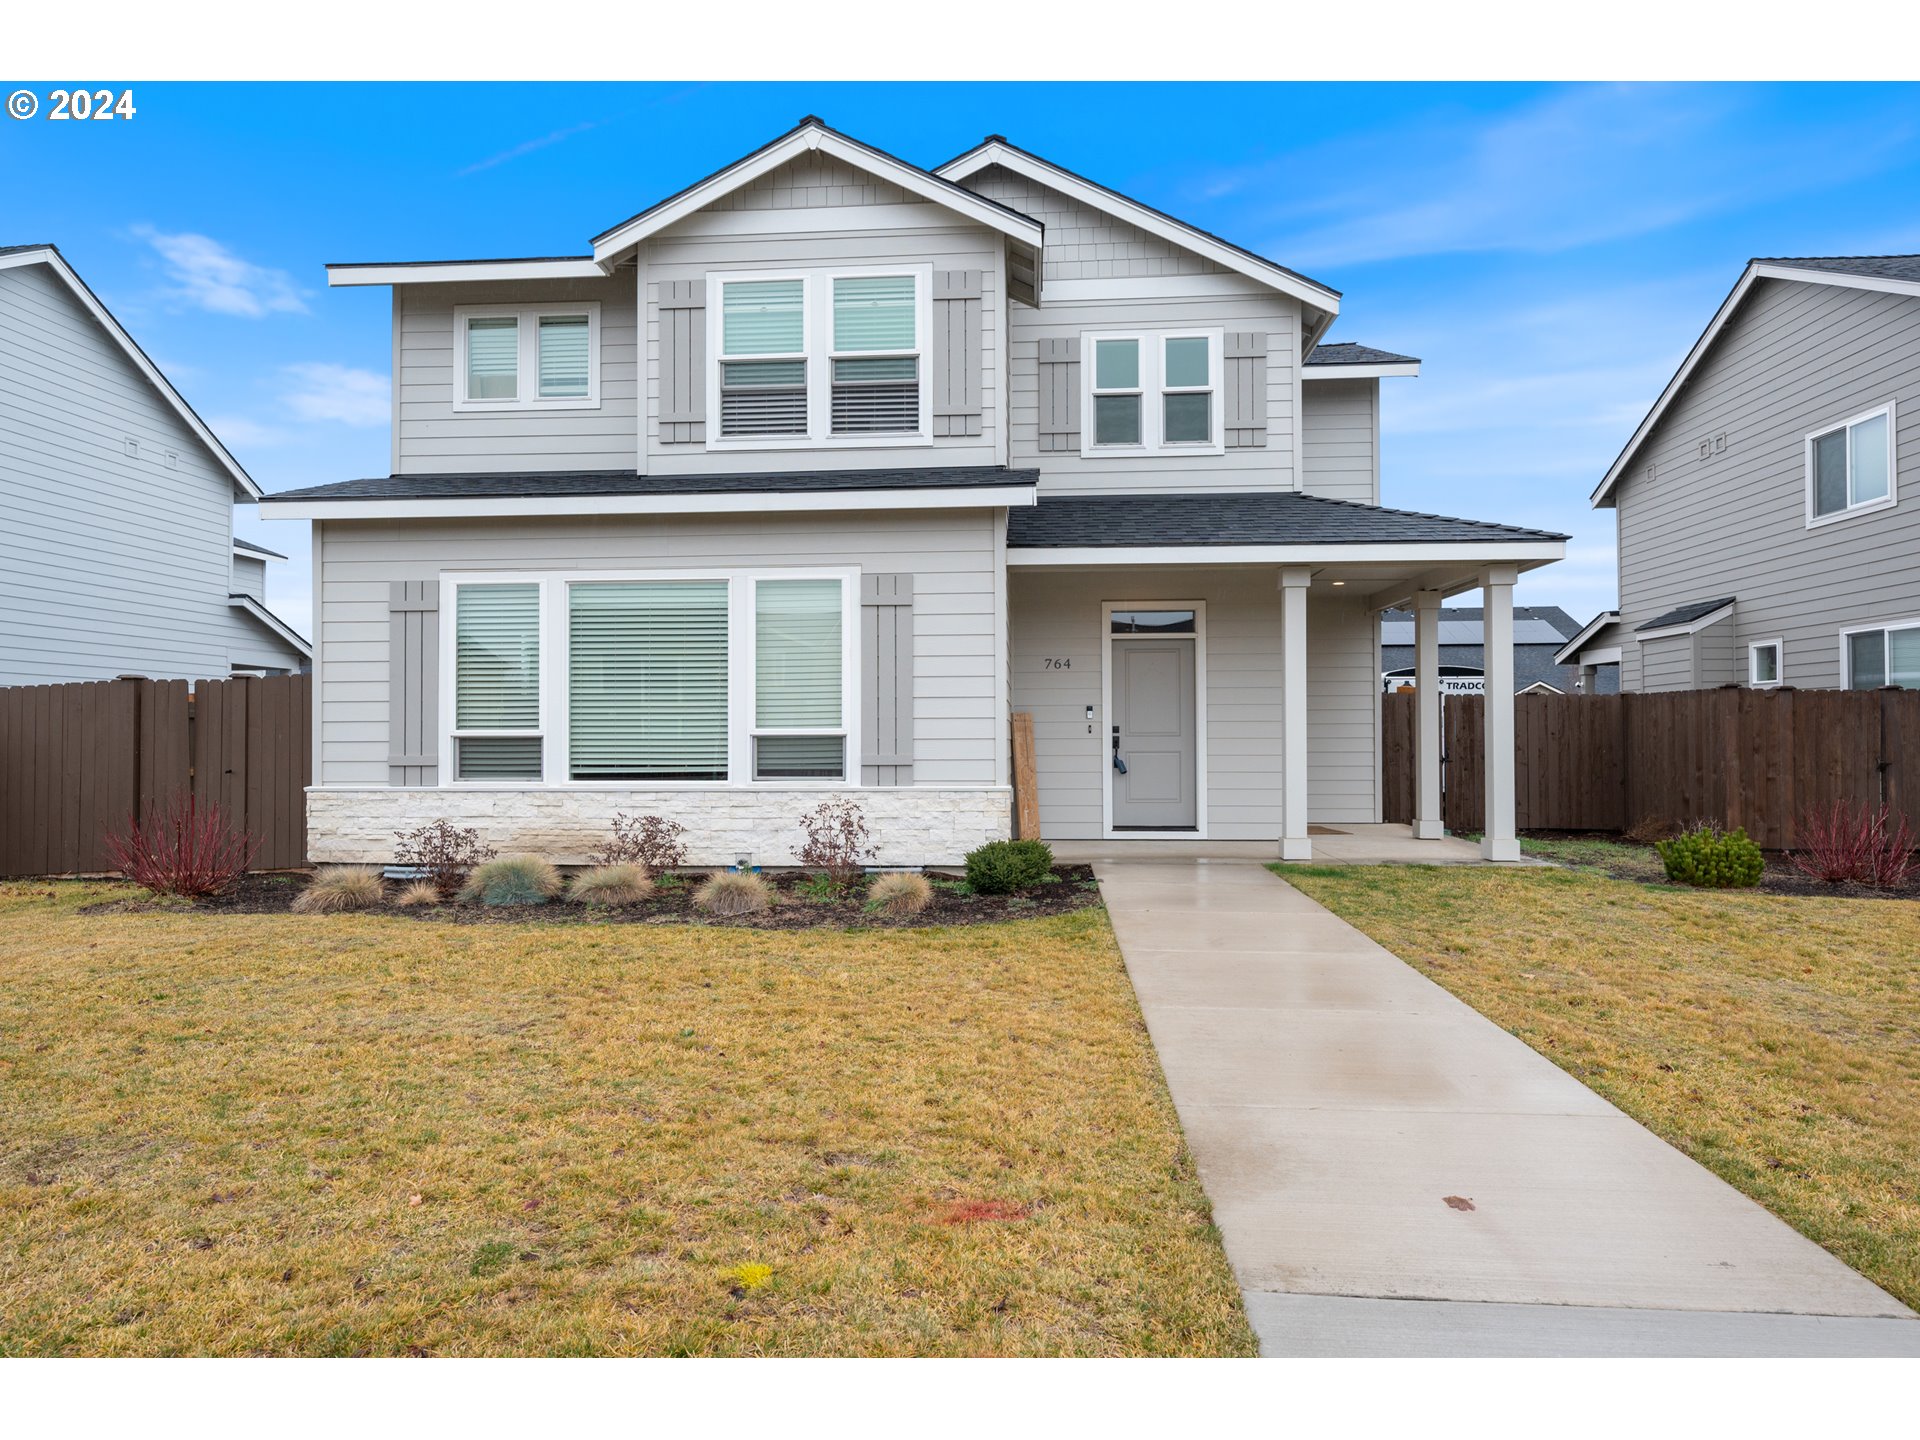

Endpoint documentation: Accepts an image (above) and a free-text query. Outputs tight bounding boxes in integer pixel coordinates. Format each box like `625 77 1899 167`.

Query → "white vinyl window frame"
1838 615 1920 691
1804 401 1896 528
1099 598 1209 840
1748 638 1783 688
703 265 933 451
1080 328 1225 458
438 568 859 790
452 301 602 412
445 578 548 782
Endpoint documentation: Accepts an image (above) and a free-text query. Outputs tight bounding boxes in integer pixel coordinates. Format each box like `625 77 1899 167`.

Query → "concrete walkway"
1095 857 1920 1357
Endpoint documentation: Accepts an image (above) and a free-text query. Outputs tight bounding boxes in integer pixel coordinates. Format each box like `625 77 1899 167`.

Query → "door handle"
1111 725 1128 774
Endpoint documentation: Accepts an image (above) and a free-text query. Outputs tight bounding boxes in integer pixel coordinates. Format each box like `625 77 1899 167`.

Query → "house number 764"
1042 657 1071 669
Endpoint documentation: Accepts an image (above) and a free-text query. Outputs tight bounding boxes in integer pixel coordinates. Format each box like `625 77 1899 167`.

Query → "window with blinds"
754 578 845 779
720 279 807 438
466 316 519 402
831 276 918 435
568 581 731 781
456 304 599 409
538 315 590 399
453 582 541 780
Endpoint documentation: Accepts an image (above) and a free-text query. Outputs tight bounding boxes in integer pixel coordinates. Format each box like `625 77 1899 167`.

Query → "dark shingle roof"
232 537 287 559
1007 492 1566 549
1635 597 1735 632
1755 254 1920 284
0 243 59 258
1305 342 1421 367
1380 606 1582 645
270 466 1037 503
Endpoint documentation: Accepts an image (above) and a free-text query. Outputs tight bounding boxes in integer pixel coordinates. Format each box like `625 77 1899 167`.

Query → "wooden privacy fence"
1383 687 1920 849
0 674 310 876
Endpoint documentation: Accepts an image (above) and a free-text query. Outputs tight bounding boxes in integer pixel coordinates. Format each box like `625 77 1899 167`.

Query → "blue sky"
6 80 1920 635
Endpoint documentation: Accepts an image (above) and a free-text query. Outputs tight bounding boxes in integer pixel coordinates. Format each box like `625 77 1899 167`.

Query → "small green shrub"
865 871 932 917
567 862 653 907
694 870 772 916
795 872 843 902
1655 823 1763 889
460 856 562 905
291 865 385 913
964 839 1054 894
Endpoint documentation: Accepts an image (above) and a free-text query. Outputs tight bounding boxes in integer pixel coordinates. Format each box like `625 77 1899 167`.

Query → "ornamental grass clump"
459 856 562 906
963 839 1054 895
1655 822 1763 889
290 865 386 914
567 863 654 907
865 870 933 918
393 880 441 908
694 870 772 916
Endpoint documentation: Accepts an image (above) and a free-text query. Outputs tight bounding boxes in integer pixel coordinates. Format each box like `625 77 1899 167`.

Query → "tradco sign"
1381 668 1484 695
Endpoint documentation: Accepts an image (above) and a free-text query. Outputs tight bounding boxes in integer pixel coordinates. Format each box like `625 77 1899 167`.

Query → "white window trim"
1748 638 1783 688
1804 400 1896 528
1081 329 1225 458
1837 615 1920 690
1099 599 1209 840
439 568 859 790
704 265 934 451
452 301 602 413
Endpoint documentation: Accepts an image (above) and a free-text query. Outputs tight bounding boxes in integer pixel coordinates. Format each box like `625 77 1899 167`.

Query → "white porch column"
1412 588 1445 840
1279 566 1312 861
1480 565 1520 862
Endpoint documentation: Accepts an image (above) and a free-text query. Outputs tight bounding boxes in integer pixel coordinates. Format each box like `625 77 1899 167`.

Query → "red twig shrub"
1790 800 1919 889
105 793 259 898
794 798 875 892
393 818 495 899
592 812 689 874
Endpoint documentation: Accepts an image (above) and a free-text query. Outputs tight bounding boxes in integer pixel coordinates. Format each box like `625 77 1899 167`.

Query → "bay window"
1083 329 1223 455
455 302 600 410
1843 621 1920 690
1807 404 1895 523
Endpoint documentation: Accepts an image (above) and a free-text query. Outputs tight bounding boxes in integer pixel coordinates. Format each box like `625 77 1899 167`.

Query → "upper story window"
454 303 601 412
709 267 930 448
1807 403 1894 525
1084 330 1224 457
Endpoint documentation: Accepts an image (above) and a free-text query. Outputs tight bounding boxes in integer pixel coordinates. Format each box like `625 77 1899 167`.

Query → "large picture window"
1807 404 1895 524
1082 329 1223 456
569 581 731 781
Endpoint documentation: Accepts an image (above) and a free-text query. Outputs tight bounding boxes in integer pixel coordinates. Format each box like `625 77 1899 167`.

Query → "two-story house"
0 244 311 683
261 119 1563 865
1560 255 1920 695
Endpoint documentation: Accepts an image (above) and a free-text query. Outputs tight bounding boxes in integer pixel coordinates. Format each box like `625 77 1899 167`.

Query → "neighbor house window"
1808 405 1894 522
452 582 543 780
568 581 731 781
455 303 600 410
1083 330 1222 456
1749 639 1782 688
753 578 846 780
710 268 929 445
1843 621 1920 690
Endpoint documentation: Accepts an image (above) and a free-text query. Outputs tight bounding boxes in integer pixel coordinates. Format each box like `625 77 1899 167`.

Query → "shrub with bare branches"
592 813 689 874
105 793 258 898
1790 801 1918 889
794 798 875 893
393 818 495 899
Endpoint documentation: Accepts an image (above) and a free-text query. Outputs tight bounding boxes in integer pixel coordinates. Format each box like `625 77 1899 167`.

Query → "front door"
1112 636 1198 829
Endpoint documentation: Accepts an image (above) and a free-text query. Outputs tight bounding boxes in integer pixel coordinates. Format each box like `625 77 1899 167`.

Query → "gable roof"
1593 254 1920 507
935 135 1342 323
228 592 312 658
589 118 1043 268
1552 610 1621 666
0 244 262 501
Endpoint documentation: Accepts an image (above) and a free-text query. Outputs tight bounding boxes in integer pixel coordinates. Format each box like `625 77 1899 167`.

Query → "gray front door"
1113 638 1198 829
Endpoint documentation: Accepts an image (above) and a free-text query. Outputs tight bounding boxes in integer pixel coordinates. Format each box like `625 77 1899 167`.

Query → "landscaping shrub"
964 838 1054 894
1790 800 1919 889
592 812 688 874
1655 823 1763 889
104 793 259 899
795 798 876 892
865 870 932 918
567 862 654 906
694 870 772 916
291 866 385 913
394 819 495 899
460 856 562 906
393 880 441 908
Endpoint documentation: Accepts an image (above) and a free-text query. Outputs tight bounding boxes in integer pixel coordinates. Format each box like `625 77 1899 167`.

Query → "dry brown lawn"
0 882 1252 1357
1281 864 1920 1309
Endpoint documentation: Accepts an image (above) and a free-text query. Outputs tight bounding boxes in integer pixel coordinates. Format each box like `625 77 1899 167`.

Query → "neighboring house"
261 120 1563 864
1560 255 1920 694
1380 605 1618 694
0 244 310 683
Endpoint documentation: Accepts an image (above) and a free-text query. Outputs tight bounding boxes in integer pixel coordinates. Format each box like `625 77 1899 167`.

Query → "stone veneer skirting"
306 786 1015 868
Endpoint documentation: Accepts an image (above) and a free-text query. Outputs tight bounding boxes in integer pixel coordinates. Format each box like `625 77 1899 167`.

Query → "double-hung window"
451 582 544 780
1084 330 1223 455
710 268 929 445
1843 620 1920 690
454 303 600 411
1807 404 1895 524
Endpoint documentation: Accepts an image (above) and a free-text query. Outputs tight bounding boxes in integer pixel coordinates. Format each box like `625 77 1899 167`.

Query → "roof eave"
1552 610 1621 665
327 257 606 287
1304 361 1421 380
228 593 312 658
259 483 1039 522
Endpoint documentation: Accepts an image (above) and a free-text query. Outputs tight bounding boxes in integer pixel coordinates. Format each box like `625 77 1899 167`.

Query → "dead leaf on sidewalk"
1442 1195 1476 1211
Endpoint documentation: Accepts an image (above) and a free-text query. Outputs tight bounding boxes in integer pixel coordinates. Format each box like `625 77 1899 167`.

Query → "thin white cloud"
459 118 603 176
282 363 389 427
207 414 291 449
132 225 308 318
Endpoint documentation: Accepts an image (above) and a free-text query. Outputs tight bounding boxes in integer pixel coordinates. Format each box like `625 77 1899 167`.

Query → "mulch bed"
127 865 1107 929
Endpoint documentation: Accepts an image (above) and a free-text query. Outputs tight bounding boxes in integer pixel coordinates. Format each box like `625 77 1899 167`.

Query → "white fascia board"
228 593 312 657
1632 603 1735 642
1551 609 1620 665
0 247 262 500
937 142 1341 316
327 259 605 287
257 484 1040 522
591 128 1042 267
1007 541 1565 567
1578 646 1623 665
1304 362 1421 380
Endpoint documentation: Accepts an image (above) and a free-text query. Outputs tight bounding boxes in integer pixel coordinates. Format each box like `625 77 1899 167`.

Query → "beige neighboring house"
1561 255 1920 695
261 119 1563 866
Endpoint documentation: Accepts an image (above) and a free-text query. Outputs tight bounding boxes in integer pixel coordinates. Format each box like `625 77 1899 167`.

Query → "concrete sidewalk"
1096 858 1920 1357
